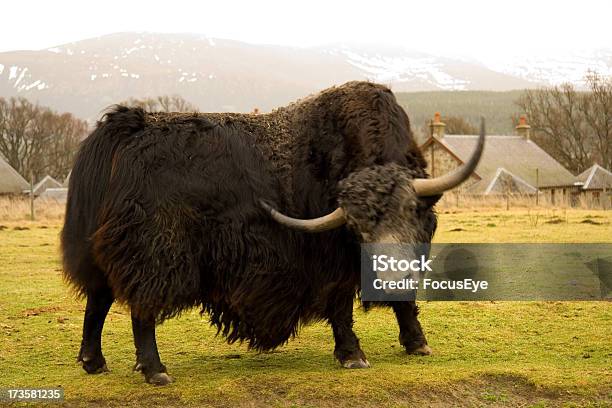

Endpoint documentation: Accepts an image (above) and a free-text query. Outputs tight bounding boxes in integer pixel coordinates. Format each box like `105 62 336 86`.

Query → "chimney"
430 112 446 138
516 115 531 140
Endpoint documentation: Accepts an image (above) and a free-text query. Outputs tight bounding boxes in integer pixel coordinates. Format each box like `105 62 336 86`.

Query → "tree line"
0 97 87 183
516 72 611 174
1 81 609 186
412 72 611 175
0 95 196 184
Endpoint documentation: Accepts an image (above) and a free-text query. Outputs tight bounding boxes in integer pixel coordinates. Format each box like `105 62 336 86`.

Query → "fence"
0 195 65 222
436 191 610 210
0 191 609 223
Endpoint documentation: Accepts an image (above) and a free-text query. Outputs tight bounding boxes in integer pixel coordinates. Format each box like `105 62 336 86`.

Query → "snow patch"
14 67 28 87
47 47 61 54
25 80 41 90
90 74 97 81
9 66 18 80
0 64 4 75
342 50 469 90
483 51 612 86
208 38 216 47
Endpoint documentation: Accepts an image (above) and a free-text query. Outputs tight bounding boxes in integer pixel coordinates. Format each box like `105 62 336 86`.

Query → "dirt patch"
0 225 7 231
225 373 611 408
580 219 604 225
448 228 466 232
545 217 565 224
22 305 61 317
13 226 30 231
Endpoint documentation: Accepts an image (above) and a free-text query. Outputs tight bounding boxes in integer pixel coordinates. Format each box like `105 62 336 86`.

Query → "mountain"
481 49 612 86
0 32 610 121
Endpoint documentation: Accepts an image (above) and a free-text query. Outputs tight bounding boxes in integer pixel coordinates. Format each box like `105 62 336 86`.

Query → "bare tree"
441 116 479 135
121 95 198 112
420 115 478 139
578 72 612 170
516 72 612 173
0 97 87 182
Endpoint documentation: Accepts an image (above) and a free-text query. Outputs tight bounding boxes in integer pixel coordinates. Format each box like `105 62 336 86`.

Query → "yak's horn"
412 117 486 196
259 200 346 232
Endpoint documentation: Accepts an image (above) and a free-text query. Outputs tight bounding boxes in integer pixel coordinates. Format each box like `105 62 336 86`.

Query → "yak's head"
260 82 485 246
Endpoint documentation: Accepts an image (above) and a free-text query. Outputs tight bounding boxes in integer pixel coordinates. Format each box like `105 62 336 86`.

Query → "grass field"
0 209 610 407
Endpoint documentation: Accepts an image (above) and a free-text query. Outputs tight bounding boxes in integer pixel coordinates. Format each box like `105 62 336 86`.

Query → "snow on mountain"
481 49 612 86
0 32 609 120
2 64 49 91
336 47 470 90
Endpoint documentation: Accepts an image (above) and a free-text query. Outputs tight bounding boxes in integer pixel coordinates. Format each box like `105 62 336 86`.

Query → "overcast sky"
1 0 610 59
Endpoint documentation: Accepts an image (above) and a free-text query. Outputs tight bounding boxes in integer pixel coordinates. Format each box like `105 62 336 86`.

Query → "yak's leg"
329 296 370 368
392 302 431 355
77 287 114 374
131 313 173 385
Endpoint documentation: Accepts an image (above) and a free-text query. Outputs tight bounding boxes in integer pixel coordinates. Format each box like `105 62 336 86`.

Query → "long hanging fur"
61 81 435 350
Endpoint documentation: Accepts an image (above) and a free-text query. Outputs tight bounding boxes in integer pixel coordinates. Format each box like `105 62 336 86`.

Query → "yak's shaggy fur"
62 81 435 351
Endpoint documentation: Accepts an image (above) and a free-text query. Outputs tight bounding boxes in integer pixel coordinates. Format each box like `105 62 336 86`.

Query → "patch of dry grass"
0 196 65 222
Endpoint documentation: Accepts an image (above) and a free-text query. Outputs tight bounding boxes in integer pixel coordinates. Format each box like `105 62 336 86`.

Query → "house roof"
33 175 62 196
63 171 71 188
0 157 29 194
575 164 612 190
425 135 577 193
482 167 538 195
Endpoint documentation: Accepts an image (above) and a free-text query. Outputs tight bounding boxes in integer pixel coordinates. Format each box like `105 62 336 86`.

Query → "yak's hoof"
146 372 174 386
407 344 432 356
342 358 371 369
79 356 109 374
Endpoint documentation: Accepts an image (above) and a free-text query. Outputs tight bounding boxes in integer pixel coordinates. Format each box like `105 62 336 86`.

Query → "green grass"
0 211 610 407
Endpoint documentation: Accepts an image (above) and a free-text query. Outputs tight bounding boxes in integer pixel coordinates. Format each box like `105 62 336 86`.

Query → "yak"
62 81 484 385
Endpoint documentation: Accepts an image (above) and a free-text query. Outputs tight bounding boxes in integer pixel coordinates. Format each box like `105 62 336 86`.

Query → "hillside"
4 32 609 121
396 90 523 142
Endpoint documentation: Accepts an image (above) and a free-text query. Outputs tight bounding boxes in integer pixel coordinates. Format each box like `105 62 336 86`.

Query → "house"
574 164 611 207
36 187 68 203
32 175 63 196
419 114 579 203
0 157 29 194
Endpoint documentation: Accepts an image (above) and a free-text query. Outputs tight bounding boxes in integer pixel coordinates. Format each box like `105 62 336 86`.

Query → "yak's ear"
419 194 442 208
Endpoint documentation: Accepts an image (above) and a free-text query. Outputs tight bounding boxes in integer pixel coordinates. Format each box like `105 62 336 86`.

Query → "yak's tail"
61 106 146 296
